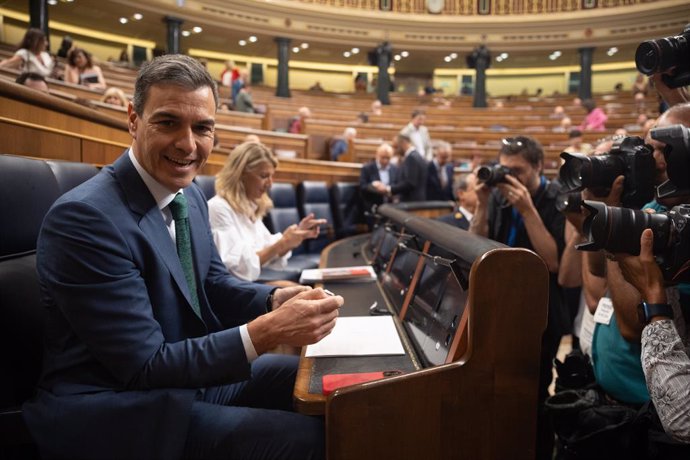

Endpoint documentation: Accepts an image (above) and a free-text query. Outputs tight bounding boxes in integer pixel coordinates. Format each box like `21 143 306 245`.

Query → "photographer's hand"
651 73 689 107
602 175 625 207
499 175 533 215
616 228 667 305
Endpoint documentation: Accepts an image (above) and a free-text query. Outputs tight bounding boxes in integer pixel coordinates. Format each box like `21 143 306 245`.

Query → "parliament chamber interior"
1 0 689 459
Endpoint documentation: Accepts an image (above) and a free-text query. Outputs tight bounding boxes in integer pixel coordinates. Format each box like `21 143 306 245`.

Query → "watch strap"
640 302 673 323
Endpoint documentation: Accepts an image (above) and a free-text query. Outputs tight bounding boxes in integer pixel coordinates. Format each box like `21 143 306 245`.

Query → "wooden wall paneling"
0 120 80 161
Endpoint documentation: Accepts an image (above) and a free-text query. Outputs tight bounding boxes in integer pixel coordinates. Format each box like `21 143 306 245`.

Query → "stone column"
29 0 49 49
578 47 594 100
164 16 184 55
472 45 491 108
275 37 291 98
375 42 392 105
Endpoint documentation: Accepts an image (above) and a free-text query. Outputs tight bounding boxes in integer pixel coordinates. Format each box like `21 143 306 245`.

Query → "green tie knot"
169 193 188 221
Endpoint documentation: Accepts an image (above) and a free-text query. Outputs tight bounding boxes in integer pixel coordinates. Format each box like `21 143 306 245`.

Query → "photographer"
616 229 690 443
469 135 566 460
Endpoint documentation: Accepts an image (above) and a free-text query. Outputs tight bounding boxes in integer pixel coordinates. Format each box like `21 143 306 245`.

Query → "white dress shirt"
207 195 291 281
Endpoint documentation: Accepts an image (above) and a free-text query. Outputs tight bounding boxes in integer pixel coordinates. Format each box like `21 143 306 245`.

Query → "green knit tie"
169 193 201 319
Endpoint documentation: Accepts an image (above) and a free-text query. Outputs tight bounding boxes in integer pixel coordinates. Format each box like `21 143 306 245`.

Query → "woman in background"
579 99 608 132
64 48 106 89
0 28 54 77
100 87 128 107
208 142 325 282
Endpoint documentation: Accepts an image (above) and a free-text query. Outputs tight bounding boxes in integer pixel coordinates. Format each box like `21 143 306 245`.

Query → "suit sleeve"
37 200 262 390
390 155 424 196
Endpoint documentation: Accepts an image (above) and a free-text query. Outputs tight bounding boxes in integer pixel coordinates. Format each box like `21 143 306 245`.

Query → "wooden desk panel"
294 210 548 460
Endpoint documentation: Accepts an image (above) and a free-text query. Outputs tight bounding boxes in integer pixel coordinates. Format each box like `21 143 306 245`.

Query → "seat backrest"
298 181 335 253
0 252 44 410
330 182 361 239
194 174 216 200
46 160 100 195
0 155 61 257
265 182 307 255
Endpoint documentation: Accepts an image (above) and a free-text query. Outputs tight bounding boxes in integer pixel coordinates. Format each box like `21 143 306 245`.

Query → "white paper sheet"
305 316 405 358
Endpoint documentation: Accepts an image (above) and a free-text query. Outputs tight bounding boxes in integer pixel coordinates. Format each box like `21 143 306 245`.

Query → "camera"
477 164 511 186
652 124 690 199
578 201 690 282
558 136 655 209
555 190 583 213
635 23 690 89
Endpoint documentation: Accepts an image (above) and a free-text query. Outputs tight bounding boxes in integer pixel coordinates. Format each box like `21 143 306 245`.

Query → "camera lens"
579 201 671 255
555 190 582 213
559 152 626 192
477 164 509 186
636 33 690 75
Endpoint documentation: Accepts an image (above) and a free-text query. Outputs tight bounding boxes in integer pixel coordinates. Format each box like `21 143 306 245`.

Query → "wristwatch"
266 291 275 311
637 301 673 324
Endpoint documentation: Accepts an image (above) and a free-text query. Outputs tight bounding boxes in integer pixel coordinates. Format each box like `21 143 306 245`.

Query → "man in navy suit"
425 141 455 201
23 55 343 460
437 171 478 230
359 142 398 217
372 134 427 202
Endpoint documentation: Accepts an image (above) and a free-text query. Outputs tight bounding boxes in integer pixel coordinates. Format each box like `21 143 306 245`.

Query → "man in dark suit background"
359 142 398 226
23 55 343 460
372 134 427 202
437 171 478 230
425 141 454 201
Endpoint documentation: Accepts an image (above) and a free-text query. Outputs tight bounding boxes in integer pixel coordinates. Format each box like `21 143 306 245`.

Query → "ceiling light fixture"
300 43 309 49
133 13 143 20
47 0 58 5
119 17 128 24
449 52 457 59
182 30 191 37
248 36 258 43
239 39 247 46
444 56 451 63
401 51 409 58
351 48 360 54
192 26 203 33
394 55 401 61
292 47 300 53
344 51 351 57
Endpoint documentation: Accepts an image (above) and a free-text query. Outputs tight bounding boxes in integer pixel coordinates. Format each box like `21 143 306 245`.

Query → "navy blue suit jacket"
426 162 454 201
24 152 273 460
390 150 428 202
359 160 399 210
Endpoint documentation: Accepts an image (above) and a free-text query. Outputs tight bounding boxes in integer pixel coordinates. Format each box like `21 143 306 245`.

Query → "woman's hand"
297 213 327 239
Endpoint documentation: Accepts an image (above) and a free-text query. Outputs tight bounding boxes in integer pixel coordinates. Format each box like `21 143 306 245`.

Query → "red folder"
322 372 386 396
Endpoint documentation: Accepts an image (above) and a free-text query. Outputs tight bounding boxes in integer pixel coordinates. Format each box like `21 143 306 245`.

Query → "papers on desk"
305 316 405 358
299 265 376 284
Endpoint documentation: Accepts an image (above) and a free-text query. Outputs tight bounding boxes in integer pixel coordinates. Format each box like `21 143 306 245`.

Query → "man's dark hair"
499 135 544 168
16 72 46 86
411 109 425 119
132 54 219 115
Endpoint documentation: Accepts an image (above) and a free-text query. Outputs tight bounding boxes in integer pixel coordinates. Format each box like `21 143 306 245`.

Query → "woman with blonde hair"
208 142 325 281
100 87 128 107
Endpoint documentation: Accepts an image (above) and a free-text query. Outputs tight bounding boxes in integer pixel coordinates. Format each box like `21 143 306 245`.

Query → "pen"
324 289 335 296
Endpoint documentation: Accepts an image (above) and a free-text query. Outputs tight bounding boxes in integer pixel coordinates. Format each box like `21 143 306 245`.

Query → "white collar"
128 147 182 210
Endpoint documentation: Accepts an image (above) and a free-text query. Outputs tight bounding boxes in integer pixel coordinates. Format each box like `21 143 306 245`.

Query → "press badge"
593 297 614 325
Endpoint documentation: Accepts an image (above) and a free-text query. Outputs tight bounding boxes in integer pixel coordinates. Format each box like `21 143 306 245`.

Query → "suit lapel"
113 153 201 318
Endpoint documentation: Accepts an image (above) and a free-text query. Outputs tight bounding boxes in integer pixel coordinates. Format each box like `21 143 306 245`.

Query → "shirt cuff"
239 324 259 362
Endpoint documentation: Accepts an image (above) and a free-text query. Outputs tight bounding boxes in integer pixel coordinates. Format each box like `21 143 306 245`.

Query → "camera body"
653 124 690 199
635 23 690 89
559 136 655 209
477 164 511 186
579 201 690 282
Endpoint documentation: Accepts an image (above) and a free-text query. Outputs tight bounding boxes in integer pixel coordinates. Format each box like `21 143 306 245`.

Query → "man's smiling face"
128 84 216 192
